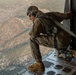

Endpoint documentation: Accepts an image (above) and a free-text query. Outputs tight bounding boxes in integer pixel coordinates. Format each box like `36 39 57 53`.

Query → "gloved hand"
67 11 73 19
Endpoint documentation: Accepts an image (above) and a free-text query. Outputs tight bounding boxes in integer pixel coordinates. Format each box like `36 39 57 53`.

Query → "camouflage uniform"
29 10 71 61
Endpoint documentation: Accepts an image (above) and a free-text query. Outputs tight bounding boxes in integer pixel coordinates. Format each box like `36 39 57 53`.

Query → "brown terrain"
0 0 65 69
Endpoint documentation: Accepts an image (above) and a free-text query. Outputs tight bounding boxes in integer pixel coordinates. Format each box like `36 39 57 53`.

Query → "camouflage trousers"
30 35 70 61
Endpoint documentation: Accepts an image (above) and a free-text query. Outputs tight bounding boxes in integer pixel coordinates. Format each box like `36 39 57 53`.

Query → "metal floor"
22 50 76 75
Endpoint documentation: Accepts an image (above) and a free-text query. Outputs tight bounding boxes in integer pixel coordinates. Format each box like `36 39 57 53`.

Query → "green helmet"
27 6 39 16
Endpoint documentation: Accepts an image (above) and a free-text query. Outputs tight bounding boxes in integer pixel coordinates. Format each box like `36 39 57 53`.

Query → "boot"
57 49 66 58
27 61 45 74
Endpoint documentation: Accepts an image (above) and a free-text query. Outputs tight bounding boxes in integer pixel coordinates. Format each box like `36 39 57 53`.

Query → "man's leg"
30 37 42 62
28 37 45 74
28 35 70 73
29 35 54 62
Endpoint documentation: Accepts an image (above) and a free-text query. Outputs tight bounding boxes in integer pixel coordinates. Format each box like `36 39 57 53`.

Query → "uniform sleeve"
46 12 72 22
52 12 72 21
32 18 45 37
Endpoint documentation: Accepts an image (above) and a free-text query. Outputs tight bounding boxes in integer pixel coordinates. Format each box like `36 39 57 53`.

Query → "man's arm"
46 12 73 22
54 11 72 19
29 18 45 38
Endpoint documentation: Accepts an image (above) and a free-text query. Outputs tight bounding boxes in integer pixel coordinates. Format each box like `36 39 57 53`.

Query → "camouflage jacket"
29 10 72 38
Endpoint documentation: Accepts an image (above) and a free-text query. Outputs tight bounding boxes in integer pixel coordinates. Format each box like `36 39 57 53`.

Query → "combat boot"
27 61 45 74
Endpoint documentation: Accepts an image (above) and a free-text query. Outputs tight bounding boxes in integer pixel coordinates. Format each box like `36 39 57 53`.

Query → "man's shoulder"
34 18 42 23
34 11 55 23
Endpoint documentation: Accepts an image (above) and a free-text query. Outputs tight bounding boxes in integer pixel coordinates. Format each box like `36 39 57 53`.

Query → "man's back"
33 11 71 48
